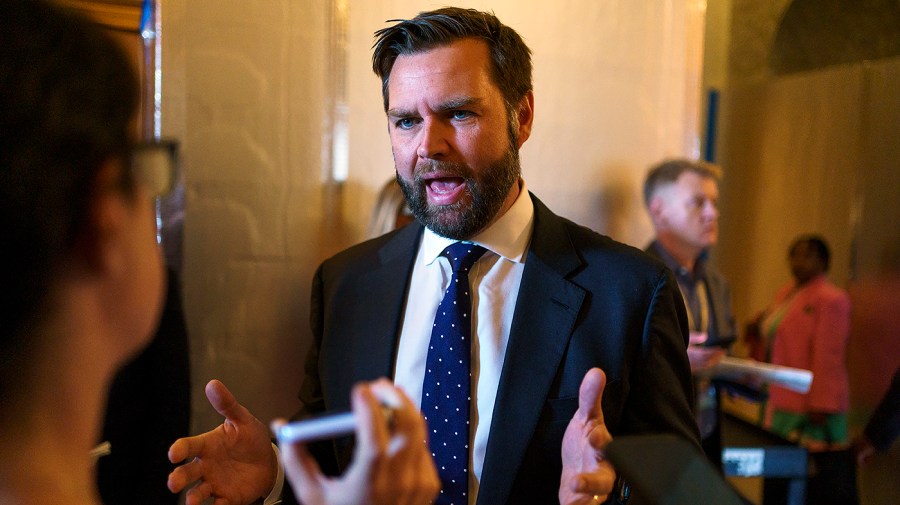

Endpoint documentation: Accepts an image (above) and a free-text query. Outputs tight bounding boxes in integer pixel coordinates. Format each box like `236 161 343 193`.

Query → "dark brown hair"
0 0 139 402
372 7 533 114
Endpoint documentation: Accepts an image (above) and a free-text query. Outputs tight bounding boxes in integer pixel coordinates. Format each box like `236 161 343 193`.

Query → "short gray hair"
643 158 723 207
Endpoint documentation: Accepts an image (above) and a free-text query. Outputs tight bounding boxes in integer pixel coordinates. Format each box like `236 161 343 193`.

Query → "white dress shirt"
393 181 534 503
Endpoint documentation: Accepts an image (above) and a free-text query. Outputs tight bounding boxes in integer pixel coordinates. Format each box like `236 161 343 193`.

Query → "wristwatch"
610 474 631 504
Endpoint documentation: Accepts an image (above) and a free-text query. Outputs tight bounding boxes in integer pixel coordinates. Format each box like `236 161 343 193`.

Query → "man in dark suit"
168 8 698 505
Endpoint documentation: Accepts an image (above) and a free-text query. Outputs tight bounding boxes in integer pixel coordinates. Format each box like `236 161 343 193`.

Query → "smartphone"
703 334 737 348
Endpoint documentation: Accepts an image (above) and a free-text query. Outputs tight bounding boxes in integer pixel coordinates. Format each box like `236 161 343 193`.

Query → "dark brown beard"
397 147 520 240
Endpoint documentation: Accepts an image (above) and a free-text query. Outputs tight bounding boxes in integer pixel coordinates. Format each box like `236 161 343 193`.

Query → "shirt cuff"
262 443 285 505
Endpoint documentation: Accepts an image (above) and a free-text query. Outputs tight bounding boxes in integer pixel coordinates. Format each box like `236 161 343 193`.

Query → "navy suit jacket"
295 193 699 505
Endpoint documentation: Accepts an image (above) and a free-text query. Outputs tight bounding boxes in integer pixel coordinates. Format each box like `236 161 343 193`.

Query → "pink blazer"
768 275 851 414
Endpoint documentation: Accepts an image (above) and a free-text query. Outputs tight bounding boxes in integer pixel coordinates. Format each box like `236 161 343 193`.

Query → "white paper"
89 441 111 460
710 356 813 393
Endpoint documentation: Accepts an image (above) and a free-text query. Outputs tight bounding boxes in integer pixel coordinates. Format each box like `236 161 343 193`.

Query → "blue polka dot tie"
422 242 487 505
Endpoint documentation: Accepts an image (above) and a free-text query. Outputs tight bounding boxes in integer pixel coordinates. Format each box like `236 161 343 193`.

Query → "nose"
703 199 719 220
416 118 450 159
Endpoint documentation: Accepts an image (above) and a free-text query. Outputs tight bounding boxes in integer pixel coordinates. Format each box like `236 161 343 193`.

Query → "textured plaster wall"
163 0 330 430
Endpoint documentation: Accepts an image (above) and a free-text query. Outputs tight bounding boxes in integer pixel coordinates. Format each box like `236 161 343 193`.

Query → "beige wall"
717 63 864 324
163 0 332 428
714 0 900 329
162 0 707 431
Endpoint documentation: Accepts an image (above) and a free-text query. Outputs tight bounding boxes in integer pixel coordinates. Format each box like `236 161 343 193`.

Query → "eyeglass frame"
129 138 179 200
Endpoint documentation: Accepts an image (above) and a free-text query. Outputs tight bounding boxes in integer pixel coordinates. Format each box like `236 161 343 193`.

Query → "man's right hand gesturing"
168 379 279 505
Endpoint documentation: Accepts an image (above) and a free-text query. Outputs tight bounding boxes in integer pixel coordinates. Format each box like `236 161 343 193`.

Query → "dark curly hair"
790 234 831 272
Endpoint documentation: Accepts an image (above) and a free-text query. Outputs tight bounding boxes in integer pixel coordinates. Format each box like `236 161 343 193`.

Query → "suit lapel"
325 226 423 472
478 196 586 504
334 225 423 407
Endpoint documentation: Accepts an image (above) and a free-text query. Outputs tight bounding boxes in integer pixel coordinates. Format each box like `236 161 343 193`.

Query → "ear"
648 195 667 227
74 159 129 276
514 91 534 148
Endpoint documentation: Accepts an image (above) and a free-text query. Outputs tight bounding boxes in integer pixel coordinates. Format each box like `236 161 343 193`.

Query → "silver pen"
276 407 395 444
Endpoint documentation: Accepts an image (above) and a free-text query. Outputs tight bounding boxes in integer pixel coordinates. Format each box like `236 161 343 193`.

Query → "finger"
375 381 430 482
412 434 441 505
368 377 402 409
353 382 390 459
272 418 327 498
167 457 205 492
369 378 415 454
380 385 439 505
166 468 186 493
373 382 421 479
183 480 214 505
288 443 324 484
206 379 255 425
270 417 286 435
168 434 205 464
168 437 189 464
587 422 613 453
572 462 617 495
390 384 428 443
392 386 441 504
689 331 709 345
272 418 320 475
577 368 607 423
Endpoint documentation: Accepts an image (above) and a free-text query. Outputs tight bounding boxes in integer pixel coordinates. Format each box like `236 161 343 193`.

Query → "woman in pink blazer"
758 235 852 450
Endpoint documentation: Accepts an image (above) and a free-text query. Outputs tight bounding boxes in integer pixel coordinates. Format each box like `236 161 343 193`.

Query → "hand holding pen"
272 379 439 505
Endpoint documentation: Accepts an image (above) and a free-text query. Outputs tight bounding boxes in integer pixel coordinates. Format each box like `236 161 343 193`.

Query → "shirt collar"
650 240 709 282
422 179 534 266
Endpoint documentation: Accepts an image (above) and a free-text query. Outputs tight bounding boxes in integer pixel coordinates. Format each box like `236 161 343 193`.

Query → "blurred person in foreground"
854 367 900 466
0 1 436 504
0 1 164 502
168 7 698 505
852 366 900 505
847 241 900 505
643 158 737 469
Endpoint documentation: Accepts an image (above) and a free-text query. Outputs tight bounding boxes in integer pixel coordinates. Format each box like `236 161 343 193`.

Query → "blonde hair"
367 179 413 238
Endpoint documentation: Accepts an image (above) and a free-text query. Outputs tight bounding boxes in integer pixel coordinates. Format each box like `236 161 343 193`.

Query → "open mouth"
425 176 466 205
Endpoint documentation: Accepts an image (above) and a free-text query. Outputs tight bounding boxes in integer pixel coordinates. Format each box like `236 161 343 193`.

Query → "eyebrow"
387 96 483 118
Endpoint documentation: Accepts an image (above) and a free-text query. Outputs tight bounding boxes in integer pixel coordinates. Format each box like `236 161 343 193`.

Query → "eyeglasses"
130 139 179 199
